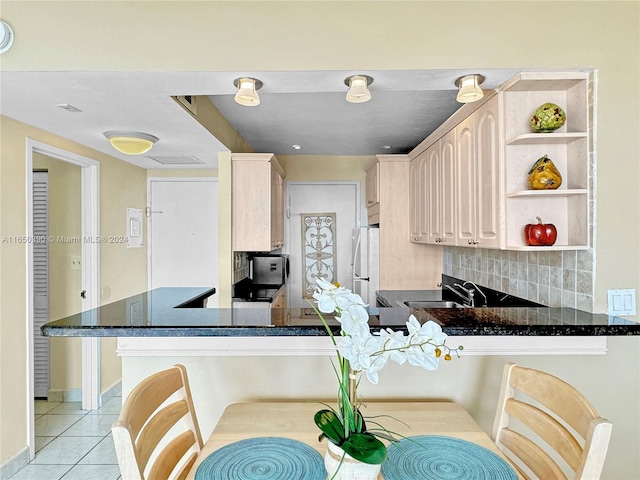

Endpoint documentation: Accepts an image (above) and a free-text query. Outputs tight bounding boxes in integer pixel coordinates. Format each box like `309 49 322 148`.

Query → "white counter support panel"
117 336 607 357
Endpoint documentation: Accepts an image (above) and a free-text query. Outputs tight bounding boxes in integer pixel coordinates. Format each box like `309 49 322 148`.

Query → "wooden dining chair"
112 364 204 480
492 362 612 480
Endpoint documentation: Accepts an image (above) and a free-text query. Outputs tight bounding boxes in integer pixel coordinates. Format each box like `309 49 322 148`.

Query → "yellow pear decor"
528 155 562 190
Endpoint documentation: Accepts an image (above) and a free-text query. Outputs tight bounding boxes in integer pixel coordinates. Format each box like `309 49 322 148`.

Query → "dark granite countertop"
40 286 640 338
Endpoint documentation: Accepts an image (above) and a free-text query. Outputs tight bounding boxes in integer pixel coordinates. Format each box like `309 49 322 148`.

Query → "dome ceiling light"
344 75 373 103
455 74 486 103
104 131 159 155
0 20 15 54
233 77 263 106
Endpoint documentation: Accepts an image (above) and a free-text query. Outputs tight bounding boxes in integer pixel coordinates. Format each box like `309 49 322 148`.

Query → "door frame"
26 139 100 460
284 181 361 306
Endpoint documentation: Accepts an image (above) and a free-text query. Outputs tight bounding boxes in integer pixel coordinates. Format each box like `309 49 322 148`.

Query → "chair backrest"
492 363 612 480
112 364 204 480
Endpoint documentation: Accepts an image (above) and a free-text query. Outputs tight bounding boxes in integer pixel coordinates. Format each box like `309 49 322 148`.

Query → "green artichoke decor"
529 103 566 133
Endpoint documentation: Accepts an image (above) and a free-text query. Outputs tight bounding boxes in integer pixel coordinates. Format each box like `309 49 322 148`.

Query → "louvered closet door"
33 171 50 398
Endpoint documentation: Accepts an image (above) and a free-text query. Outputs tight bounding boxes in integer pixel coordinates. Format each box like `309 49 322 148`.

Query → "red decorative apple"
524 216 557 246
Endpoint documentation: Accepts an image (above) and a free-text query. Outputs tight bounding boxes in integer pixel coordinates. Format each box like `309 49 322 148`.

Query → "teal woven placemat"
382 435 518 480
194 437 325 480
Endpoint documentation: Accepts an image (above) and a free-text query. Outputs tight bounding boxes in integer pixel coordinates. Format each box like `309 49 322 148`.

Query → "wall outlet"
70 256 81 270
607 289 636 316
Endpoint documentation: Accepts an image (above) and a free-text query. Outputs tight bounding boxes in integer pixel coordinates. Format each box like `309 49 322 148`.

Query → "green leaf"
314 409 345 445
341 433 387 465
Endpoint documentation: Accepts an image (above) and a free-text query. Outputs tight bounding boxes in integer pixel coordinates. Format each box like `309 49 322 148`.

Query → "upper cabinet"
409 71 590 251
365 159 380 224
232 153 286 252
502 72 589 250
366 155 443 289
456 95 502 249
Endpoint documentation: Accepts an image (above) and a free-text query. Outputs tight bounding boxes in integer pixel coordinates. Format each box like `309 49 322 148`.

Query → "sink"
403 301 465 309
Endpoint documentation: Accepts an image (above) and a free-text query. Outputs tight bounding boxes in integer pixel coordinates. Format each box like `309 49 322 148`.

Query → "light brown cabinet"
426 129 456 245
409 72 589 251
409 154 423 242
455 95 501 248
366 155 443 289
365 160 380 224
271 287 286 325
232 153 286 252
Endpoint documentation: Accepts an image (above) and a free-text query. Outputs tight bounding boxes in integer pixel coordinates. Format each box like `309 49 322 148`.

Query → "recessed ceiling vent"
147 155 203 165
174 95 197 115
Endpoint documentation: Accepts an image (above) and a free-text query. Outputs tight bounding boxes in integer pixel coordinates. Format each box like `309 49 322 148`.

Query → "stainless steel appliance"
351 227 380 305
251 254 289 286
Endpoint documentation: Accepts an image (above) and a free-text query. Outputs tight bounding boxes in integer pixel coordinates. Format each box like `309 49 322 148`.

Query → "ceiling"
0 68 529 169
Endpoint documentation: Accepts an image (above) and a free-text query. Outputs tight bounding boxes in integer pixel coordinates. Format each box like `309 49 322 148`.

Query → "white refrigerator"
351 227 380 306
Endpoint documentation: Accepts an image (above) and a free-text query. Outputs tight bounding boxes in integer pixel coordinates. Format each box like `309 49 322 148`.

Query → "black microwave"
251 255 289 286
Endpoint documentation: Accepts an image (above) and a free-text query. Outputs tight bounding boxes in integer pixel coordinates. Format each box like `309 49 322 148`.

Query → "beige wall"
0 115 148 465
32 154 83 392
1 1 639 477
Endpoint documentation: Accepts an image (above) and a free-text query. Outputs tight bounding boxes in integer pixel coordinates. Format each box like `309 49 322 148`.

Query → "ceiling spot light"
233 77 262 106
382 145 392 150
455 74 485 103
0 20 15 54
104 131 159 155
344 75 373 103
292 145 302 150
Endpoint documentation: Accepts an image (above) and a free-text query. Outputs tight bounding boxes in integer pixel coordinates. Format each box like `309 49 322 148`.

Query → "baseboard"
47 388 81 403
100 381 121 406
0 446 29 480
47 381 121 407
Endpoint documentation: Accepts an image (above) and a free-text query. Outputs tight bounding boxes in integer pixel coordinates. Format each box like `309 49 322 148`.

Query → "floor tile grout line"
17 399 122 479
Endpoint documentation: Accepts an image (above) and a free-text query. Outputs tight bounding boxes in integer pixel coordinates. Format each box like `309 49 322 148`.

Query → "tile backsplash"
443 247 594 311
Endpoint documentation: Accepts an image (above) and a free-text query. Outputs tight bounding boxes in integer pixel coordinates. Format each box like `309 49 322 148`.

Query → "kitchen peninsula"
42 284 640 352
40 284 640 448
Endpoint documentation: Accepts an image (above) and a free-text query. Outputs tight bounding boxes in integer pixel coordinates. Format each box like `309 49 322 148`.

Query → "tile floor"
9 396 123 480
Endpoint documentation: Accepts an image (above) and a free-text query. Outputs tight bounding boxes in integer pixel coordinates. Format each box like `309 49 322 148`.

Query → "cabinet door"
474 96 501 248
365 161 379 207
409 156 422 242
271 288 286 325
440 129 457 245
426 142 441 244
418 151 430 241
232 157 271 252
456 116 475 246
270 166 285 250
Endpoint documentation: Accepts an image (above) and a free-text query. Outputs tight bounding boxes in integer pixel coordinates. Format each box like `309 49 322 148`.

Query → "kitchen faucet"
444 284 475 307
463 281 488 307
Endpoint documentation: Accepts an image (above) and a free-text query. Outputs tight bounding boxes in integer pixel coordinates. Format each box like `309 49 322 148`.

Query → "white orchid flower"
313 279 360 313
338 308 370 339
342 335 387 385
376 328 408 365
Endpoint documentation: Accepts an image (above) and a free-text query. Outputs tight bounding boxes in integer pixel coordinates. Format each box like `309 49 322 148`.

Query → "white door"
287 182 359 309
148 179 219 306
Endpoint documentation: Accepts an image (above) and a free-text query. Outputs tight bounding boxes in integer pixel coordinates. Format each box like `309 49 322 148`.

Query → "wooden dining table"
186 401 522 480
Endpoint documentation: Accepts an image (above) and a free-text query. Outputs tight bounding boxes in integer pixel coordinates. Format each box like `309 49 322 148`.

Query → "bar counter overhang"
40 287 640 356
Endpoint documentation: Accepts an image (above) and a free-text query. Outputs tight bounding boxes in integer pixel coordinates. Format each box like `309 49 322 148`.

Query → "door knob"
80 290 86 299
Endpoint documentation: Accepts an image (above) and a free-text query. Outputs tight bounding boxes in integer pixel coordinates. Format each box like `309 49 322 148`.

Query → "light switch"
70 256 81 270
607 289 636 316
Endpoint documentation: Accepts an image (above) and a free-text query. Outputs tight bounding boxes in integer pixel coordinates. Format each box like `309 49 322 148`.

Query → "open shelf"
507 132 587 145
507 189 587 198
